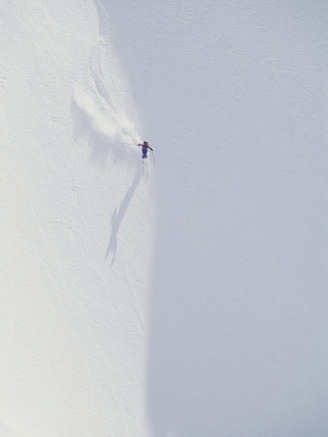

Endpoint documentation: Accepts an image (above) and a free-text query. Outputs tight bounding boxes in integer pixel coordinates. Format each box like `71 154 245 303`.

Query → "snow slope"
2 1 328 436
105 0 328 435
0 1 153 436
135 2 328 436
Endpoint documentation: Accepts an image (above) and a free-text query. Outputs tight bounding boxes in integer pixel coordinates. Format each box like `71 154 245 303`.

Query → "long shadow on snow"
72 96 143 265
105 162 144 264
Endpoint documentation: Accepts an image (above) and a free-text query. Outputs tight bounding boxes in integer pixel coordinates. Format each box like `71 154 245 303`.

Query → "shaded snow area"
1 1 328 436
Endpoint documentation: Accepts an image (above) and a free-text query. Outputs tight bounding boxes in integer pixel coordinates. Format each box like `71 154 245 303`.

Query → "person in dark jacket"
138 141 153 159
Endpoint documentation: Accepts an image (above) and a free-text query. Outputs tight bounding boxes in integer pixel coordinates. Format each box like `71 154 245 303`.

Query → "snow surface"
1 0 328 436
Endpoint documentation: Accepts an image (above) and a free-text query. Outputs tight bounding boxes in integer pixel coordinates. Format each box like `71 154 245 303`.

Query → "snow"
1 0 328 436
0 1 152 435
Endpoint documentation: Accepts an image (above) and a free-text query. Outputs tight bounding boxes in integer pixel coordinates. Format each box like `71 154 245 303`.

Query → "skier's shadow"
105 162 144 264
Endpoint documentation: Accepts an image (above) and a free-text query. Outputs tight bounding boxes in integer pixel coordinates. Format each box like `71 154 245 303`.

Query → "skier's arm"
148 146 153 151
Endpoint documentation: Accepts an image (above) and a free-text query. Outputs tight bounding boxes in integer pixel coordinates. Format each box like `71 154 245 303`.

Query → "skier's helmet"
144 141 148 146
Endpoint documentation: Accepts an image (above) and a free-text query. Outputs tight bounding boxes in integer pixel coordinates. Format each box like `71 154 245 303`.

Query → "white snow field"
1 0 328 436
0 1 152 436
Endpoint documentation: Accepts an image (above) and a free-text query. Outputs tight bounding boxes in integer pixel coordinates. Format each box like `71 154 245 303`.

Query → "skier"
138 141 153 159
